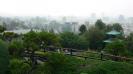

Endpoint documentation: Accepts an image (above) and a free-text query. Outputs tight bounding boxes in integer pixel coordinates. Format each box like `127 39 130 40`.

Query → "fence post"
70 49 72 56
84 57 87 60
100 51 104 60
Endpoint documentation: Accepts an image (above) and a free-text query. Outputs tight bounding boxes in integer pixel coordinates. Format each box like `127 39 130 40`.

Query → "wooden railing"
67 49 133 62
22 47 133 64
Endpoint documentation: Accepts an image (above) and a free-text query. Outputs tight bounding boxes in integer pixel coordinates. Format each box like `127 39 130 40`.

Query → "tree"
105 23 123 33
95 19 106 30
112 23 123 33
0 25 6 39
23 30 39 51
79 24 87 35
0 25 6 33
104 40 127 56
105 24 113 32
60 32 88 50
125 33 133 53
23 30 40 65
23 30 60 51
84 26 105 50
8 39 24 57
9 59 31 74
0 39 9 74
38 31 60 47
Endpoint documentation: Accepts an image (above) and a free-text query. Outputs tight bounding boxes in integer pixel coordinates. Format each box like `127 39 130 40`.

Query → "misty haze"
0 0 133 74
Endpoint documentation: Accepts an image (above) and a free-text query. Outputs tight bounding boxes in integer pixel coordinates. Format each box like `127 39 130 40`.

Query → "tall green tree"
95 19 106 30
60 32 88 49
112 23 123 33
23 30 60 51
38 31 60 47
23 30 39 51
79 24 87 35
84 26 105 50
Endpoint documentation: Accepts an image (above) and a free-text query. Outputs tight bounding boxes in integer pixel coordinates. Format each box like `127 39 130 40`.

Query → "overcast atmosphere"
0 0 132 17
1 0 133 74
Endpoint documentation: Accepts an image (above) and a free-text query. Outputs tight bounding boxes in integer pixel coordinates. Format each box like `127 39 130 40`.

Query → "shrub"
104 40 128 56
32 52 83 74
85 61 133 74
9 59 31 74
8 40 24 57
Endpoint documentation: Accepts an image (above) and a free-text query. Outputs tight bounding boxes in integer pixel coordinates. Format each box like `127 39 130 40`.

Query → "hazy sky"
0 0 132 17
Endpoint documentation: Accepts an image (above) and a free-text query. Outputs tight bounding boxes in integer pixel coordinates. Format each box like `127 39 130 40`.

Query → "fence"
66 49 133 62
22 47 133 64
22 47 133 73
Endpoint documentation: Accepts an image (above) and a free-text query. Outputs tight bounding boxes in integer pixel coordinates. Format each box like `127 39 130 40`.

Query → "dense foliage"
80 60 133 74
9 59 31 74
60 32 88 49
32 52 83 74
1 19 133 74
23 30 60 51
104 40 128 56
84 26 105 50
38 31 60 46
23 30 39 51
95 19 106 30
126 33 133 53
8 40 24 57
0 39 9 74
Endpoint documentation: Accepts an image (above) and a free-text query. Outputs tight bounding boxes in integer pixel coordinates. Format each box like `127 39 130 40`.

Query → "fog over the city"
0 0 132 17
0 0 132 35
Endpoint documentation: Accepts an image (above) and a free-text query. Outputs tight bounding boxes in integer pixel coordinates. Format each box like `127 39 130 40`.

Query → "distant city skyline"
0 0 132 17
